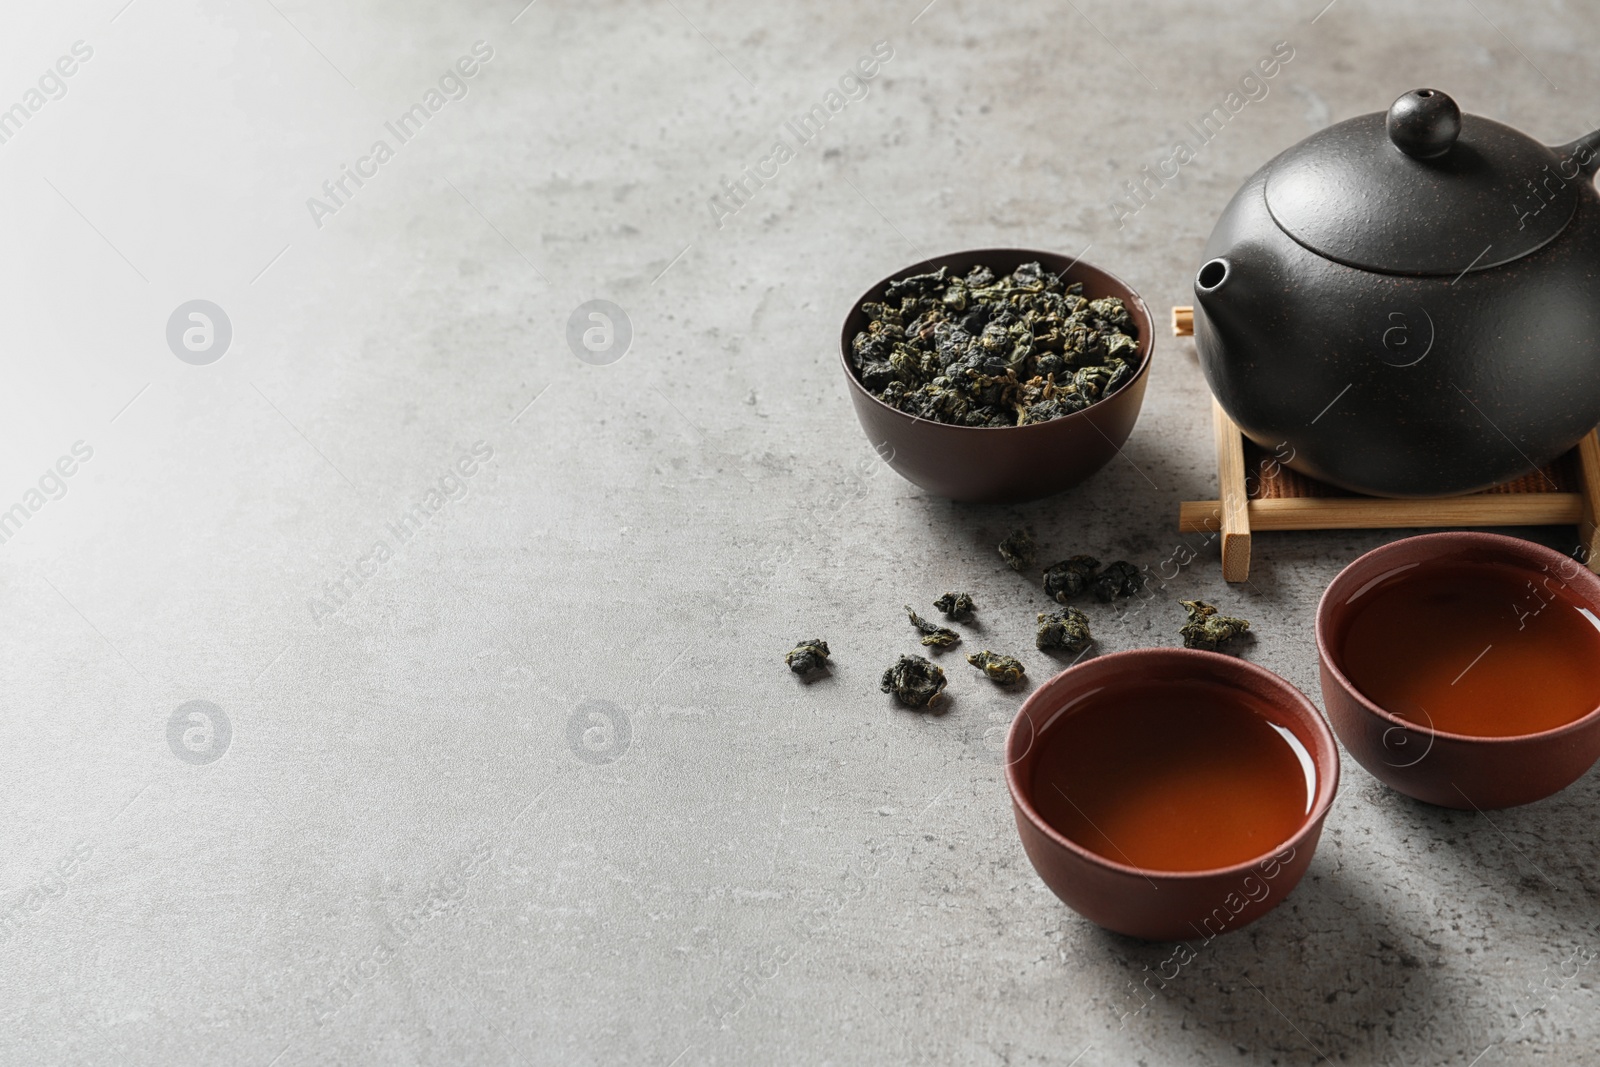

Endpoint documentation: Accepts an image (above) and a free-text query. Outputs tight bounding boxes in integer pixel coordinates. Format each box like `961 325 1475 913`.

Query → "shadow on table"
1083 861 1458 1062
1377 767 1600 919
1082 770 1600 1064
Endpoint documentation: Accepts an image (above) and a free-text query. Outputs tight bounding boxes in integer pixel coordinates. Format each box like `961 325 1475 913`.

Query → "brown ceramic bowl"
1005 649 1340 942
1317 532 1600 809
839 249 1154 503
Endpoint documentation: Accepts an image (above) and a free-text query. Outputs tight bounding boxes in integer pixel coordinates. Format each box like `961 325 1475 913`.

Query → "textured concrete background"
1 0 1597 1064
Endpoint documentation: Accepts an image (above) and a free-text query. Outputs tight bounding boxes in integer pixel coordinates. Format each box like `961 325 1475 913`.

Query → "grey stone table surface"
2 0 1597 1064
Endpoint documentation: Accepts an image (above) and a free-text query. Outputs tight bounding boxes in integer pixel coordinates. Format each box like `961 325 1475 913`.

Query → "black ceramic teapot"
1193 88 1600 497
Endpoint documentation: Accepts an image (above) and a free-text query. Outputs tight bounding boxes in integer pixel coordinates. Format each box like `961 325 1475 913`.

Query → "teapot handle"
1555 129 1600 177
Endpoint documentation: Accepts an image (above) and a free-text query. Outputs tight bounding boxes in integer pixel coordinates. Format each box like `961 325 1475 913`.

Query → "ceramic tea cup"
1005 649 1340 942
1317 532 1600 809
838 249 1153 504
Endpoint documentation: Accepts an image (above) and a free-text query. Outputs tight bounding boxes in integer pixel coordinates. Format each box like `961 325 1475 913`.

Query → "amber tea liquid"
1030 683 1315 872
1339 560 1600 737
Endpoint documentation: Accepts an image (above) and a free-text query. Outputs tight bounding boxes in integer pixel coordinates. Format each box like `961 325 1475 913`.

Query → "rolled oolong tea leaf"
785 638 831 674
1036 607 1093 653
906 605 961 649
998 528 1037 572
967 650 1026 685
850 262 1141 427
1043 555 1101 603
1091 560 1145 603
1179 600 1252 651
881 654 948 709
1018 397 1087 424
933 592 976 620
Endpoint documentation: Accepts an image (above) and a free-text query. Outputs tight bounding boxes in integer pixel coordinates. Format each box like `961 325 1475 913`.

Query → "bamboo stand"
1171 306 1600 583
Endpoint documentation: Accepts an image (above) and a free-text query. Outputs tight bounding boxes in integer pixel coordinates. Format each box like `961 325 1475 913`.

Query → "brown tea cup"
838 249 1154 504
1316 531 1600 809
1004 649 1340 941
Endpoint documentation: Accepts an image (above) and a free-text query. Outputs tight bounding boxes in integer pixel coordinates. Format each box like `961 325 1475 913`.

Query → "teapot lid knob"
1386 89 1461 159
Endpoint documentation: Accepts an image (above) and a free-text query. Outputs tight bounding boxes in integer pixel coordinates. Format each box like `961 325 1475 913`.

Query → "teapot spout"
1195 256 1233 297
1192 254 1249 347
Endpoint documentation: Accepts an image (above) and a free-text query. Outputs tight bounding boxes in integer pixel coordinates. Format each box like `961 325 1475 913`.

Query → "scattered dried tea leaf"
1092 560 1145 602
998 528 1036 572
933 592 976 620
785 638 831 674
880 654 947 708
849 262 1141 427
905 605 960 649
967 650 1026 684
1043 555 1101 603
1179 600 1252 651
1036 607 1093 653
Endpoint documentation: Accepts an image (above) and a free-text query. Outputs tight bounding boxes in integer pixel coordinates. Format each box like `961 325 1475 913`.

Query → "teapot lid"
1265 89 1577 276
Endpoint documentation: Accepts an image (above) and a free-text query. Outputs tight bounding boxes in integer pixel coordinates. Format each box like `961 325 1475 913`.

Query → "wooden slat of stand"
1212 399 1251 582
1578 430 1600 564
1172 305 1600 581
1171 305 1194 336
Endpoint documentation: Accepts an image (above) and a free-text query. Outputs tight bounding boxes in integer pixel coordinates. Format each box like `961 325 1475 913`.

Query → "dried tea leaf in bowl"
850 263 1141 428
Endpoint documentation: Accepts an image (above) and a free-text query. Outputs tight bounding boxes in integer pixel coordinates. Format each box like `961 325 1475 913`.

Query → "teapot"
1193 88 1600 497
